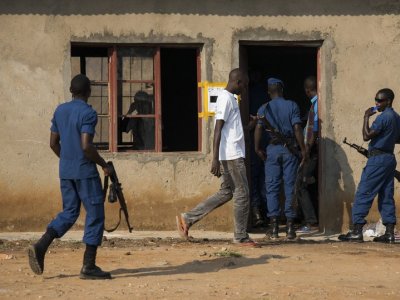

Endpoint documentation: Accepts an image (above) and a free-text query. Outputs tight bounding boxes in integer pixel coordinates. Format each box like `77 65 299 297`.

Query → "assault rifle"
343 138 400 182
257 115 300 158
103 161 133 233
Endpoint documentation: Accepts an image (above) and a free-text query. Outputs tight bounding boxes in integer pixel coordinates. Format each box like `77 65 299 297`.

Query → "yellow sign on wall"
198 81 226 119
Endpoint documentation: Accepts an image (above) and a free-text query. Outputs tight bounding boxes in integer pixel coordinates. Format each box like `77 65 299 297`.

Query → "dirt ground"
0 236 399 300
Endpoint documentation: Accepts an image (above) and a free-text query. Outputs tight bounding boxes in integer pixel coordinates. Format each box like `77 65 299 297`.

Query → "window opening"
160 48 198 151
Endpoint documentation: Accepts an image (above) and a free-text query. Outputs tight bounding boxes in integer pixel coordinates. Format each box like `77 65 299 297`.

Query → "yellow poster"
198 81 226 119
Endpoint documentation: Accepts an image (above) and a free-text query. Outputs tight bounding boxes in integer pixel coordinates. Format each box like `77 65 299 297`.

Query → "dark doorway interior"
160 48 198 152
242 44 319 223
246 46 318 117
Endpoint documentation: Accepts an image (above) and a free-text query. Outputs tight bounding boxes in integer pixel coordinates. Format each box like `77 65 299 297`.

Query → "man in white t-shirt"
176 69 257 246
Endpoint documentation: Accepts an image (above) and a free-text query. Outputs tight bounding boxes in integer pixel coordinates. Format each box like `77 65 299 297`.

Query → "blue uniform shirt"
369 107 400 153
310 95 318 132
50 99 99 179
257 97 302 139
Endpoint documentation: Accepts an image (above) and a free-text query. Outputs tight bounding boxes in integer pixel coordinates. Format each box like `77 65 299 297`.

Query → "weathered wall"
1 0 400 233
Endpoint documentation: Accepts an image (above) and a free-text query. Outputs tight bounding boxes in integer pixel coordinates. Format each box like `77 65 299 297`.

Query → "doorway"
239 42 320 224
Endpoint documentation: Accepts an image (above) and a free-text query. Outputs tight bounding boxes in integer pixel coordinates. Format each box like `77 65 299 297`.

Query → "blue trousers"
265 144 299 219
48 176 105 246
352 154 397 225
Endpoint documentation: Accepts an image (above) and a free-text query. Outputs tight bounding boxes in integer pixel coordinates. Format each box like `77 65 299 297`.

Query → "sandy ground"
0 232 400 300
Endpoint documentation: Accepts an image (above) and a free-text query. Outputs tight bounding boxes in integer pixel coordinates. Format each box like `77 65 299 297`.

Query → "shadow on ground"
110 254 286 278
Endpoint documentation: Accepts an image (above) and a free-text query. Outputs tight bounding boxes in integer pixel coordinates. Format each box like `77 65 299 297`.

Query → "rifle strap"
265 102 280 132
266 102 292 138
104 208 123 233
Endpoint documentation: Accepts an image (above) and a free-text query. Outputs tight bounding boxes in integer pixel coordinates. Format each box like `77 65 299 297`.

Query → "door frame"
239 40 323 226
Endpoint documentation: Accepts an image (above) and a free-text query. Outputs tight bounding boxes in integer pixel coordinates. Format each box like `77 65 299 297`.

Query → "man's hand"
210 158 221 177
363 107 379 141
256 149 267 161
364 107 376 118
102 164 114 177
299 149 309 168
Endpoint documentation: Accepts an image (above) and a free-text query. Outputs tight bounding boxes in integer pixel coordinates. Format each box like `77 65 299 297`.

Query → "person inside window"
121 91 155 150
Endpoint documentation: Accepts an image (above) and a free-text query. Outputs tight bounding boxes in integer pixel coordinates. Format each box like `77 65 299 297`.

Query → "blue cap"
267 78 284 87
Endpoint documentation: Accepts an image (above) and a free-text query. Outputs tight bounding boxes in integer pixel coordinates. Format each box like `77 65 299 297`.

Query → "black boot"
80 244 112 280
269 217 279 239
338 224 364 242
373 223 395 243
28 227 58 275
286 219 297 240
252 206 264 227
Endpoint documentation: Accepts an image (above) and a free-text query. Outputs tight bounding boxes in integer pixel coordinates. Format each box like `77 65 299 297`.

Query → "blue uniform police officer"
28 74 114 279
254 78 307 239
339 88 400 243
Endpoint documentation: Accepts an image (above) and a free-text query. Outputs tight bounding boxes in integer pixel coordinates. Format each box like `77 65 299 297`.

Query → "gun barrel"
343 138 359 149
343 137 351 146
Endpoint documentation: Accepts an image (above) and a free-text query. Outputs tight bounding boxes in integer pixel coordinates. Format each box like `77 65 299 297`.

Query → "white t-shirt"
215 89 246 160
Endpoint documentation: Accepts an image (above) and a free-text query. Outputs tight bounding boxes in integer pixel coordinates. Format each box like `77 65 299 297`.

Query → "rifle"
257 115 299 158
103 161 133 233
343 137 400 182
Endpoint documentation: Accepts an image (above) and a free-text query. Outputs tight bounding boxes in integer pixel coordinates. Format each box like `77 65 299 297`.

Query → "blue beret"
267 78 284 87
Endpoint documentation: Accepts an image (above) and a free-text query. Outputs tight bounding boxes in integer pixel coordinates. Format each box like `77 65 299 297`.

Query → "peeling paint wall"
1 1 400 233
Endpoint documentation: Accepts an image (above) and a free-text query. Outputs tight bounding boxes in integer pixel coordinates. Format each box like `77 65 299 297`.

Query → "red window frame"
109 46 161 152
93 44 202 153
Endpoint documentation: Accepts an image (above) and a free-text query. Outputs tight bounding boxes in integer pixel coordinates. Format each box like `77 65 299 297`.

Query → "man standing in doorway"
28 74 113 279
254 78 307 239
176 68 257 246
339 88 400 243
248 69 268 228
297 76 319 234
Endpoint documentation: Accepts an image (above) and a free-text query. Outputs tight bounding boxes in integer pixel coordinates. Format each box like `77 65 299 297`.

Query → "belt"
269 137 295 146
368 149 392 158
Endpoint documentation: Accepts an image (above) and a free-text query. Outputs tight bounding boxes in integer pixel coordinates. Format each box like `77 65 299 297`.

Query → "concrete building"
1 0 400 233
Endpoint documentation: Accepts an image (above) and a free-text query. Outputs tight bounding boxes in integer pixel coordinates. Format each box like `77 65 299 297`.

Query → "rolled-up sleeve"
371 115 384 134
291 103 302 126
81 109 98 135
257 104 267 127
50 114 58 133
50 109 58 133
